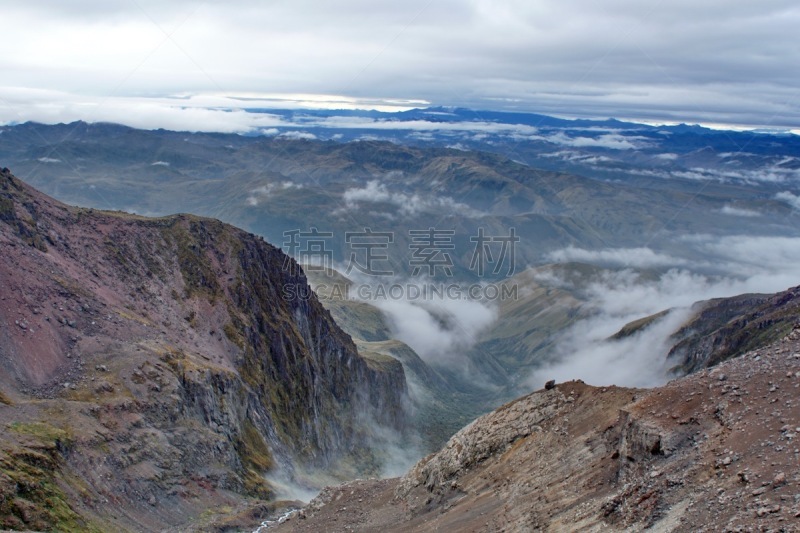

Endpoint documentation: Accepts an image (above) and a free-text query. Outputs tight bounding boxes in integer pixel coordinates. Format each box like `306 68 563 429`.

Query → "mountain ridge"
0 168 408 531
273 318 800 532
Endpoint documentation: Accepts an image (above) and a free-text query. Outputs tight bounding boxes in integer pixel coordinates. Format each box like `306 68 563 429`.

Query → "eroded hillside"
274 323 800 532
0 168 408 531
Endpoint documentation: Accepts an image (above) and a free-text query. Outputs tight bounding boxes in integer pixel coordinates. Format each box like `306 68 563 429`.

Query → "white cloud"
341 179 482 217
279 130 317 140
776 191 800 210
546 246 689 269
364 285 498 368
720 205 760 217
528 306 692 389
2 2 800 128
529 234 800 389
245 181 303 206
655 153 678 160
546 132 645 150
672 166 800 184
693 235 800 287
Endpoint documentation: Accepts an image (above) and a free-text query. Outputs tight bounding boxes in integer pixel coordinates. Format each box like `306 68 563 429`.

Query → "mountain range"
1 107 799 531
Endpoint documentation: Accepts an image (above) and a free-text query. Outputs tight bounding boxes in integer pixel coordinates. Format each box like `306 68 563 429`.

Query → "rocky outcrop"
0 168 408 531
273 324 800 532
666 286 800 373
397 388 565 495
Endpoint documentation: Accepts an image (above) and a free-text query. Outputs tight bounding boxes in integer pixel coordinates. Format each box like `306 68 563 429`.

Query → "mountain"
1 121 796 282
272 319 800 532
665 286 800 373
0 168 408 531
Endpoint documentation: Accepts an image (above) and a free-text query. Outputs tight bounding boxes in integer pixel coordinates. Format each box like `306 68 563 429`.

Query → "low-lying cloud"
546 246 689 269
546 132 645 150
776 191 800 210
245 181 303 206
341 179 482 218
720 205 761 217
528 235 800 389
344 274 499 368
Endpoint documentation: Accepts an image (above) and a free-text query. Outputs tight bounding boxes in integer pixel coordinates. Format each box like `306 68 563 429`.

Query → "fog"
362 280 499 367
527 237 800 389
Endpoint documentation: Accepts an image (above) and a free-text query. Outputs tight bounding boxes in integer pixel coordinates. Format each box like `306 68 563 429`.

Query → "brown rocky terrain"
274 323 800 532
667 287 800 374
0 168 408 531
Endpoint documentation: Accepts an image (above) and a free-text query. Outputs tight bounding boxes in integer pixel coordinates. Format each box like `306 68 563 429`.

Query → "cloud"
546 132 645 150
315 116 540 136
776 191 800 210
245 181 303 206
690 235 800 287
546 246 689 269
720 205 760 217
528 306 692 389
367 285 498 367
341 179 483 217
279 131 317 140
2 2 800 128
528 233 800 389
672 166 800 184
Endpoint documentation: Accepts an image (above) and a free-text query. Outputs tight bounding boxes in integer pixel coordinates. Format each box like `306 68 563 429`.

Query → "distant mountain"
1 120 796 283
0 169 408 531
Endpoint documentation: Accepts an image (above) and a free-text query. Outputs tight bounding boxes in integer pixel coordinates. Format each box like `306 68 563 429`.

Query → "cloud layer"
529 236 800 388
2 1 800 127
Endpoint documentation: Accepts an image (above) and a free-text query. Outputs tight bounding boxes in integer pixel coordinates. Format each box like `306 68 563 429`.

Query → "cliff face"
666 286 800 373
0 168 407 531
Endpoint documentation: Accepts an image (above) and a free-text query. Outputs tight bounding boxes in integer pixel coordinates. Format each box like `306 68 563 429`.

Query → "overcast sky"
1 0 799 130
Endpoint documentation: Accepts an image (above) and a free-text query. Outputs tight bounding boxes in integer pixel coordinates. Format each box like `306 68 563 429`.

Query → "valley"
1 111 799 531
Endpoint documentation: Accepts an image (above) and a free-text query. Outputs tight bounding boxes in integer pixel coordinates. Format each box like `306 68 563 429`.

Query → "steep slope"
0 168 407 531
304 268 496 450
274 324 800 532
666 286 800 373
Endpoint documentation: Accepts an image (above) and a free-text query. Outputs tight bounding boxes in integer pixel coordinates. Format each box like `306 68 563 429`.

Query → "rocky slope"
273 322 800 531
666 286 800 374
0 168 408 531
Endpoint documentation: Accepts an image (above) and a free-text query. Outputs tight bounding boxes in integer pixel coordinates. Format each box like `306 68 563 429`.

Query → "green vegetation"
234 420 274 499
0 423 100 532
223 321 245 349
8 422 71 445
611 310 670 340
0 195 14 221
162 219 221 298
359 349 402 371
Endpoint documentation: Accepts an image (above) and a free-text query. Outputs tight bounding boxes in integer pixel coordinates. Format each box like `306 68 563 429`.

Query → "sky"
1 0 799 130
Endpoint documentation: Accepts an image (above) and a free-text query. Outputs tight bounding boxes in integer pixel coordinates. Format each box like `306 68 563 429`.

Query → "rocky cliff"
666 286 800 373
273 324 800 532
0 168 408 531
